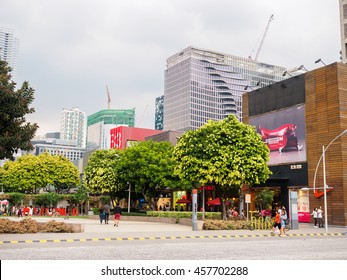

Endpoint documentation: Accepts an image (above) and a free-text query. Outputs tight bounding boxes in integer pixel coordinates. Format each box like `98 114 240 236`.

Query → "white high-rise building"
0 27 19 72
340 0 347 63
163 46 287 132
60 108 87 148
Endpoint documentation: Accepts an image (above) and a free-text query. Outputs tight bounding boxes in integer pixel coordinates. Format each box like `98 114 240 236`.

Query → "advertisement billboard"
249 105 306 165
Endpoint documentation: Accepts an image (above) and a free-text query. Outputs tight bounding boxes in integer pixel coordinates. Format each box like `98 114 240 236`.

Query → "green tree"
173 115 272 220
116 140 188 210
255 187 275 211
0 59 38 160
84 148 124 203
34 192 64 207
1 153 80 193
67 184 89 214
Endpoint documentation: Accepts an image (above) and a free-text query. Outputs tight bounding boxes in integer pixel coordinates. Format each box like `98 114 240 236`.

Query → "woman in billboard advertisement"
258 123 303 153
250 105 306 166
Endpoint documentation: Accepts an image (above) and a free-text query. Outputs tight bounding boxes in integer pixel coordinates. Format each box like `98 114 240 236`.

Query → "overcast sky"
0 0 341 136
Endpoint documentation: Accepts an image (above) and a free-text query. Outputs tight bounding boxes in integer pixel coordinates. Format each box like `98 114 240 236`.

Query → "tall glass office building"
163 46 287 132
0 27 19 74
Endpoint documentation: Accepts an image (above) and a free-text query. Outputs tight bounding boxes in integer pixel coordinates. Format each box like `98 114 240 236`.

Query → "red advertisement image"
258 123 303 153
250 105 306 165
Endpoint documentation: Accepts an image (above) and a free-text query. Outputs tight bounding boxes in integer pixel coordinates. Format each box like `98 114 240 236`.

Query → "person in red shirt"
272 210 281 235
113 204 122 227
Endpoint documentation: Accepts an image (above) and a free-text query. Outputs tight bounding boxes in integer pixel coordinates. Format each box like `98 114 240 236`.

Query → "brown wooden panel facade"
243 62 347 226
305 63 347 226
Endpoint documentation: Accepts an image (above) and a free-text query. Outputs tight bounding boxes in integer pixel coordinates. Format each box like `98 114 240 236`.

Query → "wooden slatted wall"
306 63 347 226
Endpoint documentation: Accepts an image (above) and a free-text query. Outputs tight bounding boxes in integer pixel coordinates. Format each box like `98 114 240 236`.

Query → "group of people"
227 207 246 220
311 206 324 228
272 206 288 237
98 203 122 227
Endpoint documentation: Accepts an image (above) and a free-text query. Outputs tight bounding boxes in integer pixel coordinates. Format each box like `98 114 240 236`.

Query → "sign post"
289 190 299 229
245 194 251 221
192 189 198 231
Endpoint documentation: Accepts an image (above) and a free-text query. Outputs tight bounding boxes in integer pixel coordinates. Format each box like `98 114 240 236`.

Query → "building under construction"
87 109 135 150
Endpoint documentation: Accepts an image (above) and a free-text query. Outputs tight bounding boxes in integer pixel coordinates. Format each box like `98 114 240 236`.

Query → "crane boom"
254 14 274 61
106 85 111 110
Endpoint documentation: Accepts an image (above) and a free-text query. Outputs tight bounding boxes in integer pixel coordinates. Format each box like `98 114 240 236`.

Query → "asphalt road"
1 217 346 280
1 233 347 260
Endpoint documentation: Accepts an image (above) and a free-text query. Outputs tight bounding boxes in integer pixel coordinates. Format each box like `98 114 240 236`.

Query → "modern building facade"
0 27 19 73
30 139 85 162
163 46 287 132
340 0 347 63
155 95 164 130
87 109 135 150
243 62 347 226
110 126 163 150
60 108 87 148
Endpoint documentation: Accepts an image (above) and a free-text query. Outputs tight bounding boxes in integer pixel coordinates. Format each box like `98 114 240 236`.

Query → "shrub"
40 220 73 233
146 211 221 220
0 218 73 234
203 219 251 230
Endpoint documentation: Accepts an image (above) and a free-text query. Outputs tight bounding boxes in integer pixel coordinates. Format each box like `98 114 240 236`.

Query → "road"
1 232 346 260
1 218 346 280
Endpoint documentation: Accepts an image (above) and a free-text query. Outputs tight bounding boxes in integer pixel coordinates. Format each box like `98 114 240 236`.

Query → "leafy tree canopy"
173 115 271 195
116 140 190 207
0 59 38 160
1 153 80 193
84 148 124 199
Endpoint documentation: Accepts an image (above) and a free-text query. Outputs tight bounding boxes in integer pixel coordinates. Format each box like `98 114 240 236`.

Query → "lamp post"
312 129 347 233
127 182 131 213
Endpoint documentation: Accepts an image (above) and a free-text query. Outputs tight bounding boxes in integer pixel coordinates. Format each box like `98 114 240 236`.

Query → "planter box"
179 218 204 230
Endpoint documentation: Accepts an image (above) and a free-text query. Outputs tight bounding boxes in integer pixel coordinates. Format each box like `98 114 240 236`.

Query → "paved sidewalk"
1 216 346 244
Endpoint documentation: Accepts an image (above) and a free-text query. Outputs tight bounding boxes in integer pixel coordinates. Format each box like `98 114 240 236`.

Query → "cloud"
0 0 341 135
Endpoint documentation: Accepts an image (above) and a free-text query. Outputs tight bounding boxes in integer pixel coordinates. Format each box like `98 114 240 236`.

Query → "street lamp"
297 65 308 72
127 182 131 213
315 58 326 66
312 129 347 233
282 71 293 77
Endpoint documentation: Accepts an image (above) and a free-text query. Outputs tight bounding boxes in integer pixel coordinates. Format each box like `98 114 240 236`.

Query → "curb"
1 232 346 245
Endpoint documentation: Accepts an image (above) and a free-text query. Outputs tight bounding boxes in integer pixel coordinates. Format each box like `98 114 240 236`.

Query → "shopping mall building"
243 62 347 226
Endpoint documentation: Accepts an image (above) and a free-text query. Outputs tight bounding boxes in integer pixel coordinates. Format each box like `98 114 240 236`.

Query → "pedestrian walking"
65 205 70 220
113 203 122 227
272 210 282 235
98 207 105 224
317 206 324 228
311 207 318 228
103 203 110 224
28 205 33 217
17 207 23 218
280 209 287 237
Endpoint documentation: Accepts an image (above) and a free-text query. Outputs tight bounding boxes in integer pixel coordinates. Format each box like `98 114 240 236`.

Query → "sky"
0 0 341 136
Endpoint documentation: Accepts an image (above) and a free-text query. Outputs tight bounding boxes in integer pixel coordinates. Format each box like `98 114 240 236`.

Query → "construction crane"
137 104 149 127
106 85 111 110
250 14 274 61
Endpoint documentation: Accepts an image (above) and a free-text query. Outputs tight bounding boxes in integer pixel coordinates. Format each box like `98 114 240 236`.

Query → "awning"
206 198 231 206
176 198 191 204
207 198 221 205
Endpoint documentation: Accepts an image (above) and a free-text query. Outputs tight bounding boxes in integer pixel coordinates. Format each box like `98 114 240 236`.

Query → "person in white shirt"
311 207 318 228
317 206 324 228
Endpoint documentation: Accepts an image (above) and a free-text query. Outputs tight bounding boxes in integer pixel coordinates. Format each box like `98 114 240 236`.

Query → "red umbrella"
176 198 191 204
